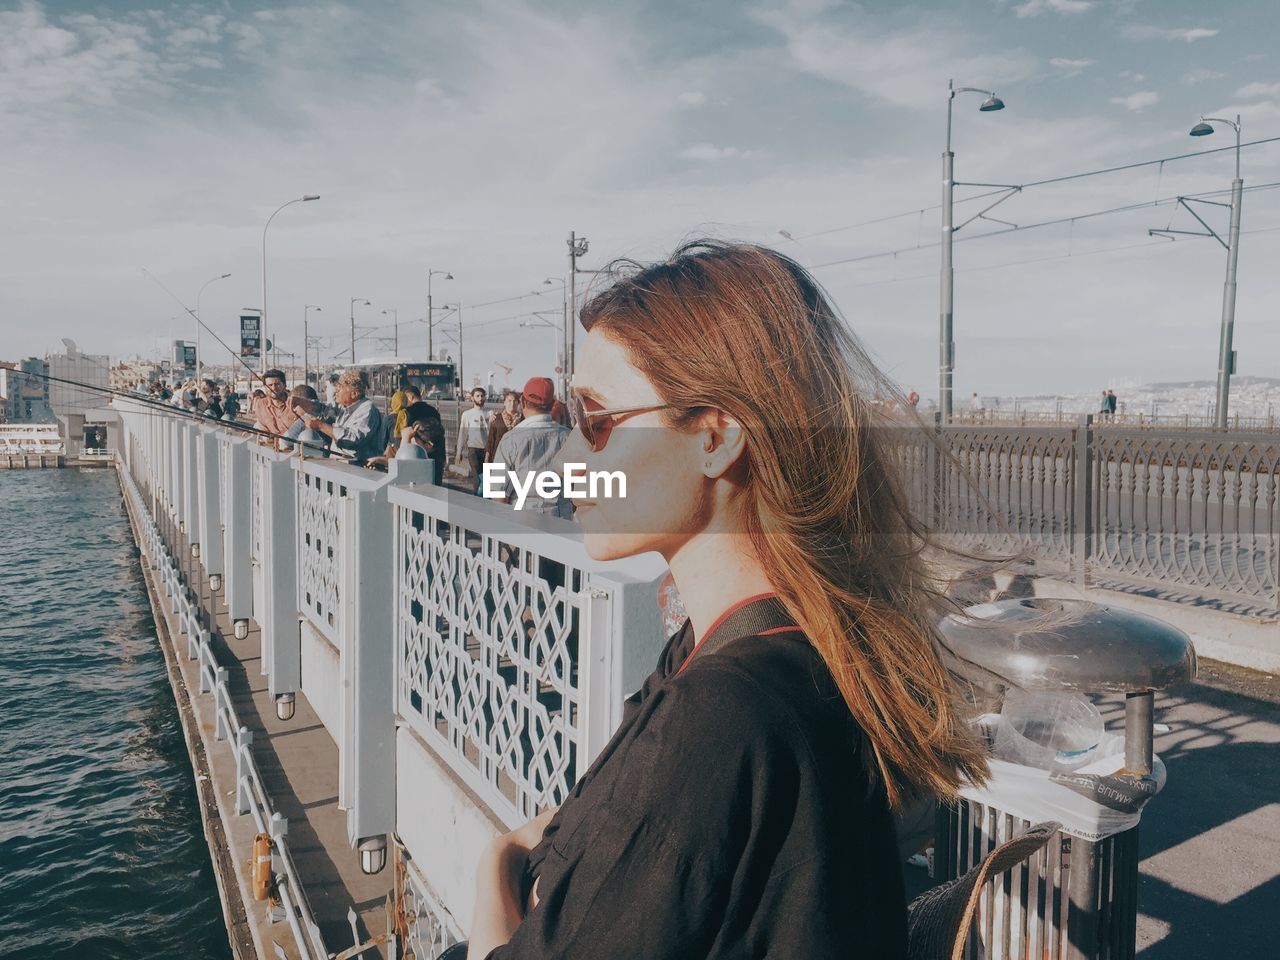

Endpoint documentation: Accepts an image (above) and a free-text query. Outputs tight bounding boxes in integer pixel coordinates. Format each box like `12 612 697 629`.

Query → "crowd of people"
136 367 578 510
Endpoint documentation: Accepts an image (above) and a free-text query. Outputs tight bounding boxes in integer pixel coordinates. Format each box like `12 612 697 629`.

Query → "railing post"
235 726 254 815
1074 413 1095 587
261 454 300 697
223 438 253 634
214 667 230 739
269 812 289 924
344 482 395 849
198 430 224 584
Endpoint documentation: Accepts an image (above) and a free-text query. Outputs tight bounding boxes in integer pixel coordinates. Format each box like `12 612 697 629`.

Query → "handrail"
117 456 329 960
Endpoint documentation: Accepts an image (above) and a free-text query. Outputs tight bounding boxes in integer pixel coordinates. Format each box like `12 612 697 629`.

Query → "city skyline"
2 0 1279 397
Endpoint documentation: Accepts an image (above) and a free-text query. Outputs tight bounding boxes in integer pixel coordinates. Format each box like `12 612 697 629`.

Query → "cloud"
680 143 750 161
1050 57 1094 77
1183 68 1225 85
1121 25 1219 43
677 90 708 106
1013 0 1093 18
1110 90 1159 111
1235 81 1280 99
753 2 1036 110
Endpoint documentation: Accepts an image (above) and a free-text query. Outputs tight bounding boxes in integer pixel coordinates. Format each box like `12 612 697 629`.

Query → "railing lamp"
358 835 388 875
274 692 296 722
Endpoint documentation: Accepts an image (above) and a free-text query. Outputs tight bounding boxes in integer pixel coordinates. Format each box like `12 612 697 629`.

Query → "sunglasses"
570 393 677 452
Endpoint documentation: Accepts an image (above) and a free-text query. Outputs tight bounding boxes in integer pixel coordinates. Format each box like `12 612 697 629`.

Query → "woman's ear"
698 409 747 479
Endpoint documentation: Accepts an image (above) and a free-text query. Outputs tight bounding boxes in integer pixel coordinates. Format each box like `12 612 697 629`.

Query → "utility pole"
349 297 370 366
1156 115 1244 428
567 232 589 392
938 81 1007 423
428 269 452 361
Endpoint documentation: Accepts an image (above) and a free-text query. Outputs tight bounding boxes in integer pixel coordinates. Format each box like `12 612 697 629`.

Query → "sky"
2 0 1279 398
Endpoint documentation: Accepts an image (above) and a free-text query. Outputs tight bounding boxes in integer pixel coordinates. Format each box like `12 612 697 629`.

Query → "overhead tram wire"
783 134 1280 243
809 180 1280 271
30 371 352 460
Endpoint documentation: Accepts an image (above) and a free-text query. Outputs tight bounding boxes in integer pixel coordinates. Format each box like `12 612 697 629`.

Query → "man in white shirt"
455 387 490 493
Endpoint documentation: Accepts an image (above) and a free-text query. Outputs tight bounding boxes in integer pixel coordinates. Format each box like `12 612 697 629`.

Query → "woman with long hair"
467 240 990 959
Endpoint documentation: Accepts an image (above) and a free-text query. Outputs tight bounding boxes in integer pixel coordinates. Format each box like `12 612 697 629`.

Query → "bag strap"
678 596 800 674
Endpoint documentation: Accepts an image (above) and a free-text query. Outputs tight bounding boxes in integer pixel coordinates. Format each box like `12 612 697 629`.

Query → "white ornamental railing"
113 400 671 949
389 483 667 828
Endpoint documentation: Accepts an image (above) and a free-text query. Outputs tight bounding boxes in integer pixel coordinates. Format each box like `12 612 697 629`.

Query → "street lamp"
261 194 320 373
350 298 371 365
427 269 453 360
940 80 1006 422
195 272 231 382
567 233 589 390
304 305 322 384
543 277 568 397
1189 115 1243 429
382 308 399 356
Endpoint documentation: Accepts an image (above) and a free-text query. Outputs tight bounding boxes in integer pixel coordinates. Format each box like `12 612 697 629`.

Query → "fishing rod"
24 370 353 460
141 267 273 389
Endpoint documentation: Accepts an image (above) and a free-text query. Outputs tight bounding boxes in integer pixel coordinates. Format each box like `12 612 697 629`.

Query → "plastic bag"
962 716 1166 841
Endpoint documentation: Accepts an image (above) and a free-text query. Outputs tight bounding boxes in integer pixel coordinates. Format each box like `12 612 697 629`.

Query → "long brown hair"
580 239 990 809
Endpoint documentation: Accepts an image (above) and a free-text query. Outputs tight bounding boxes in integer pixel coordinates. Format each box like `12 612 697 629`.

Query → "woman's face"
563 329 712 562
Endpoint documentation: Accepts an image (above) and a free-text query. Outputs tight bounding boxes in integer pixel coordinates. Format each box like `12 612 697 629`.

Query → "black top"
488 597 908 959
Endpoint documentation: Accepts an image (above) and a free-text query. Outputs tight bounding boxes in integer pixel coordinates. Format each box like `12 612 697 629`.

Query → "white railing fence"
114 399 670 947
116 438 328 960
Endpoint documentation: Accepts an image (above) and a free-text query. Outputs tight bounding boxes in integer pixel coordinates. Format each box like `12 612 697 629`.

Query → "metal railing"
390 483 666 828
946 409 1279 432
115 441 328 960
892 415 1280 610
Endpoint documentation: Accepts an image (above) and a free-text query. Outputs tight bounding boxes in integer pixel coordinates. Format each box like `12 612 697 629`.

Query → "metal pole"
939 80 955 424
1124 690 1154 776
567 232 576 395
1215 154 1243 429
561 281 569 399
427 273 434 361
304 316 309 385
456 304 463 435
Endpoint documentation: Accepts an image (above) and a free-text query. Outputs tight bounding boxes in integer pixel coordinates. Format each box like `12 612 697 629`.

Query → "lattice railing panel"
1092 431 1279 606
935 427 1076 565
297 469 344 643
398 505 589 822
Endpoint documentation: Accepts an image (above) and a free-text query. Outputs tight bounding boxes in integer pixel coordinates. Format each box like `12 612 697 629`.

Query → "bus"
340 359 458 401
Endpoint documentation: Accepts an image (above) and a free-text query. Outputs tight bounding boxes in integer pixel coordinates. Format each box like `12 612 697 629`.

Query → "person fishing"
465 241 990 959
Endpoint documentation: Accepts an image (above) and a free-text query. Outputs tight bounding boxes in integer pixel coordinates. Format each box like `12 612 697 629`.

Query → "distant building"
45 339 110 420
0 358 54 423
111 360 162 394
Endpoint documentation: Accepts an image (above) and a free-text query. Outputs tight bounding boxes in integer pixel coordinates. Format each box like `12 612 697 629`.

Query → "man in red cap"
492 376 572 517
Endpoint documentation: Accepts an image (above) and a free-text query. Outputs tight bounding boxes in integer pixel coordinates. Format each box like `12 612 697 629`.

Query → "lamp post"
261 194 319 374
304 305 322 384
382 308 399 355
1189 115 1243 429
427 269 452 360
350 298 371 365
939 80 1005 422
567 233 589 391
195 272 231 382
543 277 568 397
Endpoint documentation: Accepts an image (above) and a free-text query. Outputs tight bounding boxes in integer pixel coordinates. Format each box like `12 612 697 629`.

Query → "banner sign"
240 315 261 358
182 345 197 370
